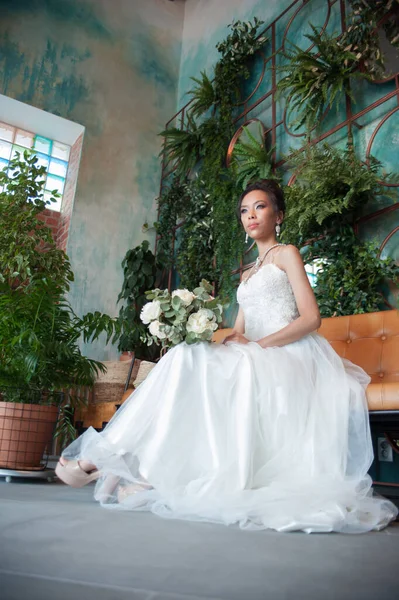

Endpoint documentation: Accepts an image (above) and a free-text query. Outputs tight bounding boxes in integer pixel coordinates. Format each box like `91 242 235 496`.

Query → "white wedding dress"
63 263 398 532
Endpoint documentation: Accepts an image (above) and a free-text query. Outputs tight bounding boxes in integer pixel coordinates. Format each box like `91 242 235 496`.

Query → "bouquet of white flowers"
140 280 224 349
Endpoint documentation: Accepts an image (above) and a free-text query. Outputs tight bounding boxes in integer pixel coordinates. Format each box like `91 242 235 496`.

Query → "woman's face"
240 190 280 240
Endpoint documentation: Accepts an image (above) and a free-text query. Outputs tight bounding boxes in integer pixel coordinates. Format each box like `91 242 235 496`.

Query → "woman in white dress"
56 180 398 533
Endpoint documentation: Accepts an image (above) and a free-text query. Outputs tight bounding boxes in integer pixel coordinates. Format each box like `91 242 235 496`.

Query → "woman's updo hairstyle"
236 179 286 222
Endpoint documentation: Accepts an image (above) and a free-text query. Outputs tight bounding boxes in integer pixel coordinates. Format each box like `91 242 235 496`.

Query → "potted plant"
117 240 161 363
0 152 119 468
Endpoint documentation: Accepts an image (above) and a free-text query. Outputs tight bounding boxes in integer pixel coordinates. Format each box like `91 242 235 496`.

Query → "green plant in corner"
0 152 120 447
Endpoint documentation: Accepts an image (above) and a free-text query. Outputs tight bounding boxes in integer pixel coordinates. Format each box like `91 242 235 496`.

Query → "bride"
56 179 398 533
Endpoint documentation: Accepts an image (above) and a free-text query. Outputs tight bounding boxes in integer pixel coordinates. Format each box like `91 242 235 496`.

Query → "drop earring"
245 232 248 244
275 223 281 237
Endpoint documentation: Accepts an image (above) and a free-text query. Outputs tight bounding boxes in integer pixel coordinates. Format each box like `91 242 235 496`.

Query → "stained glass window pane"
0 139 12 161
34 151 50 170
34 135 52 155
15 129 34 149
52 141 70 161
0 122 71 212
44 190 61 212
48 157 68 178
45 173 65 195
0 122 14 143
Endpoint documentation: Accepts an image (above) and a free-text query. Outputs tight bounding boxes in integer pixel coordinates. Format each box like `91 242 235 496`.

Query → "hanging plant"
281 143 398 246
277 25 370 132
230 123 276 189
159 114 203 179
344 2 399 77
188 18 268 121
188 71 217 119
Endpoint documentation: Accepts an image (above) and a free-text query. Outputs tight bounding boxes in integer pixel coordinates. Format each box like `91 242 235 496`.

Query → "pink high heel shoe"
55 460 100 488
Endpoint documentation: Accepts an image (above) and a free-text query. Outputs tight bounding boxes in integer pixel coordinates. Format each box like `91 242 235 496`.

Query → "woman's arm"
222 308 247 344
256 245 321 349
233 306 245 334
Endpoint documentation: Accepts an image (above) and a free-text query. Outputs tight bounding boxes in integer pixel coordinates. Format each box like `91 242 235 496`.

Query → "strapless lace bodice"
237 263 299 341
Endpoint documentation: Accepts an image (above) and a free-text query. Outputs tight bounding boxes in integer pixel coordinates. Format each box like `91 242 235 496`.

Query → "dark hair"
236 179 286 222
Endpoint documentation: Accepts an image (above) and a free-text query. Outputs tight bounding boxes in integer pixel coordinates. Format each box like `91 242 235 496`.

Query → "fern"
231 123 276 188
159 114 203 177
277 24 370 131
188 71 216 118
282 143 398 245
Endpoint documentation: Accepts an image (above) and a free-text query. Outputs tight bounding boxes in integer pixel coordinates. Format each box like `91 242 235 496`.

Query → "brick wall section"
57 132 84 252
37 208 61 242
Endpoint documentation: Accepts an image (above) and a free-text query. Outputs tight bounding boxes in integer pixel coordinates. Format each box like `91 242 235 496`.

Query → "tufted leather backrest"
318 310 399 384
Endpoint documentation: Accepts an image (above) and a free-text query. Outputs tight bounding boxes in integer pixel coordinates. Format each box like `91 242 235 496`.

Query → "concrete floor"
0 479 398 600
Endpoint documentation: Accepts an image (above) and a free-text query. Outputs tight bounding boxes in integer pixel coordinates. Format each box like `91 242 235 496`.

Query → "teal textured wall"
0 0 184 359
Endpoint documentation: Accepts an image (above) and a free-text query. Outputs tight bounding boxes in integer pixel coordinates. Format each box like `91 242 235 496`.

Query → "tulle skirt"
62 334 398 533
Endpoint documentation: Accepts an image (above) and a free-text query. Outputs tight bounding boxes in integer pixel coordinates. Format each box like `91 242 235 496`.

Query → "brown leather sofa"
214 310 399 413
318 310 399 413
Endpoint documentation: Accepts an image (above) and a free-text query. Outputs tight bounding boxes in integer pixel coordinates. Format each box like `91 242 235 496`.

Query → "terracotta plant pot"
0 402 59 470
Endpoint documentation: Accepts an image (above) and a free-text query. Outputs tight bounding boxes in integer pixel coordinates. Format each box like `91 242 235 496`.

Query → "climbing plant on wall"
155 4 399 315
281 144 399 315
158 18 268 298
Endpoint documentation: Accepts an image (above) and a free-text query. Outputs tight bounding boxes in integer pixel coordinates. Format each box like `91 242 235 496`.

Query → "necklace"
243 243 285 284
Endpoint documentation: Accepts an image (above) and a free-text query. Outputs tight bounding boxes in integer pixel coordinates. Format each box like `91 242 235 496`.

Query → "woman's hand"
222 332 250 345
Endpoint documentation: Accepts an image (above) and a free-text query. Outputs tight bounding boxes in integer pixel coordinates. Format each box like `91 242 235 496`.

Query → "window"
305 259 324 288
0 122 70 212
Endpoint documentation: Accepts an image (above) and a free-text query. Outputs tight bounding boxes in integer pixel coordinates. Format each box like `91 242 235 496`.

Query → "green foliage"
117 240 160 359
0 151 73 291
280 143 399 317
282 144 398 246
344 2 399 79
277 25 370 131
0 153 120 446
304 227 399 317
159 114 203 179
214 18 267 113
155 178 189 269
188 71 216 119
231 123 276 189
157 19 267 299
176 178 216 290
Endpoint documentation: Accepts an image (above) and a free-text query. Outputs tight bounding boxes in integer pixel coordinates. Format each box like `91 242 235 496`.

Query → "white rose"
140 300 162 324
148 319 167 339
186 308 217 334
172 289 195 306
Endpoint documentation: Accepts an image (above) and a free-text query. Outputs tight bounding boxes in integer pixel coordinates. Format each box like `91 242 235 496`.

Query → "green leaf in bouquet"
164 310 176 318
185 332 197 344
172 296 182 310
